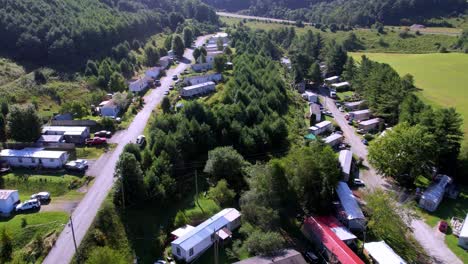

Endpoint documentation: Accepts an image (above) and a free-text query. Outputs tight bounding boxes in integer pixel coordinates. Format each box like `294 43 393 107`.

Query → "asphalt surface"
43 34 212 264
319 89 462 264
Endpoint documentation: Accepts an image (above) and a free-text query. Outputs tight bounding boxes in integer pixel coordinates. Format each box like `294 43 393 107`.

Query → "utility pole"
69 216 78 253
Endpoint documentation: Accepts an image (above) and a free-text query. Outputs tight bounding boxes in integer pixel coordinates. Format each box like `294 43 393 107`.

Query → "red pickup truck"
85 137 107 146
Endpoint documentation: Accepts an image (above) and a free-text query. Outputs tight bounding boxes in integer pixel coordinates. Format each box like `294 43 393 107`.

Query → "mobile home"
308 121 333 135
0 148 69 169
335 182 365 231
0 190 20 216
349 109 371 121
358 118 382 132
181 82 216 98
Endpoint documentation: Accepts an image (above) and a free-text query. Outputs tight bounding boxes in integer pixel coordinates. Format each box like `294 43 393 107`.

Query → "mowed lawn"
351 52 468 145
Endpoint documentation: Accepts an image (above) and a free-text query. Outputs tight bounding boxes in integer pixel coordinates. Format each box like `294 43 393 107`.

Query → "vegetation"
205 0 466 26
6 104 42 142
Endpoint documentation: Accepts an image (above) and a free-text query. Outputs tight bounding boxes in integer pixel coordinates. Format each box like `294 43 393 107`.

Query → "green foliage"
171 35 185 58
161 97 171 114
208 179 236 207
108 72 126 93
123 143 142 162
144 45 160 67
0 114 6 142
193 48 201 62
213 55 228 73
86 246 127 264
325 42 347 76
85 60 99 77
307 62 322 83
60 101 89 118
365 190 427 263
114 153 145 206
368 123 436 185
204 146 247 190
174 211 188 227
183 28 193 48
243 230 285 256
7 104 42 142
0 228 13 263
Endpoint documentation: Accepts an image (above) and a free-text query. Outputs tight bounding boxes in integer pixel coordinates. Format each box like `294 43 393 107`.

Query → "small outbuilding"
302 91 318 103
99 100 120 118
0 190 20 216
458 214 468 249
331 81 350 91
308 121 333 135
364 241 407 264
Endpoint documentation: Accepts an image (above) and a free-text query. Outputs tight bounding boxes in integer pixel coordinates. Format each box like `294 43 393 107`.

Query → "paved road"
43 34 212 264
318 89 462 264
217 11 312 26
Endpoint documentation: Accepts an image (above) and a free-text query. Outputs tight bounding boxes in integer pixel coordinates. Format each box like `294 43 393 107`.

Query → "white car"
136 135 146 146
16 199 41 212
30 192 51 201
65 159 88 171
354 178 365 186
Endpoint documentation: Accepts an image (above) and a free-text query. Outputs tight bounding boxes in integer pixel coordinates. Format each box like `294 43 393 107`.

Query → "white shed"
0 190 20 215
0 148 69 169
364 241 406 264
336 182 365 231
302 91 318 103
171 208 241 262
458 214 468 249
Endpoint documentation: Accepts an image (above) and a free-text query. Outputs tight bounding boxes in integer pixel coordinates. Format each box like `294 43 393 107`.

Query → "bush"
174 211 188 227
244 230 285 256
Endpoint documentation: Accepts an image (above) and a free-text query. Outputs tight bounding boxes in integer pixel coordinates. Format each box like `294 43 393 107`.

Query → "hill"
204 0 467 26
0 0 217 68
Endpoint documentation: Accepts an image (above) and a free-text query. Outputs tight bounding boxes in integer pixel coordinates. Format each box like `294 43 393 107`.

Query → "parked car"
155 80 161 86
136 135 146 147
438 220 448 233
361 139 369 145
357 128 366 134
94 130 112 138
30 192 51 201
172 75 178 80
354 178 365 187
65 159 89 171
339 107 345 112
304 251 319 263
169 85 174 90
164 91 169 95
183 69 189 74
16 199 41 212
345 114 350 120
86 137 107 146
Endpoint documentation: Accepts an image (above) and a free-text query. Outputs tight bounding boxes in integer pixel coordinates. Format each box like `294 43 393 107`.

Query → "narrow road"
217 11 312 26
43 34 212 264
318 89 462 264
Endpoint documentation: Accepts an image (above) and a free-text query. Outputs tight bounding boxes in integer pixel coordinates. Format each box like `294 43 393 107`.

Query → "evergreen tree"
161 97 171 114
164 35 173 51
193 48 201 62
341 56 357 81
114 153 145 206
213 55 227 73
307 62 322 83
119 59 134 79
85 60 99 76
7 104 42 142
183 28 193 48
0 229 12 263
171 35 185 58
108 72 126 92
0 115 6 142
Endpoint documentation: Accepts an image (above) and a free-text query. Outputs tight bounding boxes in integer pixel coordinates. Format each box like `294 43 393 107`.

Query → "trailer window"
176 247 181 256
189 248 194 256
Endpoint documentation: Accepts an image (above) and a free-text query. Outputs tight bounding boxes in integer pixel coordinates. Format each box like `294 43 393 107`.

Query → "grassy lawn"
0 211 68 263
75 146 106 160
1 172 86 201
221 17 458 53
351 52 468 145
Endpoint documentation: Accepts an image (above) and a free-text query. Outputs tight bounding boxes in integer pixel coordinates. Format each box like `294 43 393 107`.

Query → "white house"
324 76 339 84
349 109 371 121
331 81 350 91
364 241 407 264
99 100 120 118
171 208 241 263
0 148 69 169
419 175 452 212
339 150 353 181
344 101 364 111
0 190 19 216
129 76 150 93
458 214 468 249
302 91 318 103
358 118 382 132
42 126 90 144
324 133 344 147
184 73 222 86
308 120 333 135
336 181 366 231
145 67 161 79
191 63 213 72
181 82 216 98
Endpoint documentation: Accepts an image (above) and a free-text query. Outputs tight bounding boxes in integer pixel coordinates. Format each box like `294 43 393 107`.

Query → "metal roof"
0 148 67 159
171 208 240 251
364 241 407 264
339 150 353 175
332 82 350 87
344 101 364 107
42 126 88 134
325 76 339 81
460 214 468 238
325 134 343 143
350 109 370 115
315 121 332 129
183 81 215 91
360 118 381 126
336 182 365 220
0 190 18 200
421 175 451 203
38 135 64 143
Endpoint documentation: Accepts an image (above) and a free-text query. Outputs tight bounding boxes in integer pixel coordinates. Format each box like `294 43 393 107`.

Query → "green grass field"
221 17 459 53
351 52 468 145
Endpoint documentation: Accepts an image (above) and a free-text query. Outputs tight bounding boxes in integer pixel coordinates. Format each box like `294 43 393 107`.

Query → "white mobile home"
344 101 364 111
99 100 120 118
349 109 371 121
129 76 150 93
184 73 222 86
191 63 213 72
0 190 20 216
331 82 350 91
419 175 452 212
308 121 333 135
336 182 365 231
358 118 382 132
171 208 241 263
339 150 353 181
42 126 90 144
324 76 339 84
0 148 69 169
181 82 216 98
364 241 407 264
302 91 318 103
458 214 468 249
324 133 344 147
145 67 162 79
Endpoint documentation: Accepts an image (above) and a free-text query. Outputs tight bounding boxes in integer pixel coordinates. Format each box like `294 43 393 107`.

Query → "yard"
351 52 468 146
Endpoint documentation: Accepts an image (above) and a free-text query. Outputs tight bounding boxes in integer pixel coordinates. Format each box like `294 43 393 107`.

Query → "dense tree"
208 179 236 207
161 97 171 114
183 28 193 48
213 55 228 73
172 35 185 58
123 143 142 162
114 153 145 206
193 48 201 62
0 229 12 263
244 230 285 256
0 115 6 142
341 56 357 82
204 146 247 190
0 101 8 117
60 101 89 118
368 123 436 185
307 62 322 83
119 59 134 79
144 46 160 66
108 72 126 92
7 104 42 142
325 43 347 76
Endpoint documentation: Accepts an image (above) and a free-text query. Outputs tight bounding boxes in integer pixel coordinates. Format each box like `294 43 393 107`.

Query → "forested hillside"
0 0 217 67
204 0 467 26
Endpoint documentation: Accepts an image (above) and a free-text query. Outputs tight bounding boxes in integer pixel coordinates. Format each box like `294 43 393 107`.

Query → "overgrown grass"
221 17 459 53
351 52 468 144
0 58 25 86
0 212 68 263
75 146 106 160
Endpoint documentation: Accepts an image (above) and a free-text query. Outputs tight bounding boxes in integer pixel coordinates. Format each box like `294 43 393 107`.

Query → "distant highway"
43 34 213 264
217 11 312 26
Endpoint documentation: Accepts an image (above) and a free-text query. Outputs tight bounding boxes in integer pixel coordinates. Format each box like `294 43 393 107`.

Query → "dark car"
94 130 112 138
155 80 161 86
304 251 319 263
